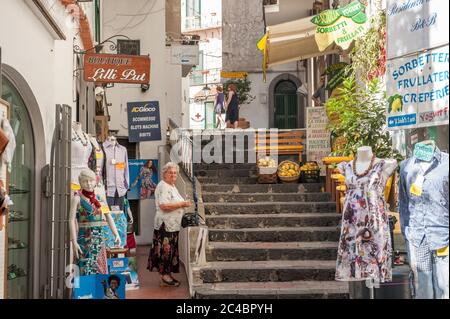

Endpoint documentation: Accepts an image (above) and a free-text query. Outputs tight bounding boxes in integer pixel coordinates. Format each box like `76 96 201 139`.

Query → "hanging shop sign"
306 107 331 176
171 44 199 65
84 53 151 84
311 1 368 52
127 101 161 142
386 0 449 60
128 159 159 200
387 45 449 130
220 71 248 79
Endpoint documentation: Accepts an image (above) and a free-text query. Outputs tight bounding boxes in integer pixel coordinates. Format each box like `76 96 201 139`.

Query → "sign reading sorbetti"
387 0 449 60
84 53 150 84
311 1 368 52
127 101 161 142
386 45 449 130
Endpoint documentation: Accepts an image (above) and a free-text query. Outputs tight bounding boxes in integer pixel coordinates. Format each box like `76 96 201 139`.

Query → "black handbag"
181 213 200 228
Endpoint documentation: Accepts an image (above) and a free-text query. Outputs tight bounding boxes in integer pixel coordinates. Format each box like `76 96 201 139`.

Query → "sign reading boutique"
387 46 449 129
84 53 151 84
127 101 161 142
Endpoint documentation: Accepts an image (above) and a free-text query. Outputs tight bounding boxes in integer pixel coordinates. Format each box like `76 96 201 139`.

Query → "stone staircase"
192 163 349 299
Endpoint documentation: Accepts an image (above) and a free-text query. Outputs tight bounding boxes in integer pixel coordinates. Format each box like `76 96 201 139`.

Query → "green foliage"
325 75 403 161
224 78 256 106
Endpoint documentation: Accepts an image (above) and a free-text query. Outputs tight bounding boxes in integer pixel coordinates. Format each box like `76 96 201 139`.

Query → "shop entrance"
1 77 35 299
274 80 298 129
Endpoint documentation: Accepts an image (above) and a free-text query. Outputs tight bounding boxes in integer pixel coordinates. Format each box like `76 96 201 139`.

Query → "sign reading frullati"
84 53 151 84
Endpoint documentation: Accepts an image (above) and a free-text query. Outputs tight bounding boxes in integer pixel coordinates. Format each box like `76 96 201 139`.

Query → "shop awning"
265 16 341 68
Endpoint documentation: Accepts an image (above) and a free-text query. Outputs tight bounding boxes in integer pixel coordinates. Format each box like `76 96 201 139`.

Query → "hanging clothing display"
103 210 127 249
336 159 397 282
71 131 93 187
102 140 130 198
1 118 16 165
399 147 449 299
76 191 108 275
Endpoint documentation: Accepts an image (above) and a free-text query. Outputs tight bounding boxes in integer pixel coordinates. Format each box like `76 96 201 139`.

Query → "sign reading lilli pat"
311 1 368 52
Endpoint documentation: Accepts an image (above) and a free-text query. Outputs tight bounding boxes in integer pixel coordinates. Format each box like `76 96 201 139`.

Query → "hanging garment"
71 133 93 186
335 159 397 282
103 140 130 197
103 210 127 249
76 191 108 275
1 118 16 164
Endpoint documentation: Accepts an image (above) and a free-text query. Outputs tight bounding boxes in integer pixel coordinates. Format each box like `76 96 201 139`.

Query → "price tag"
71 183 81 191
410 175 424 197
437 246 449 257
95 152 103 159
111 159 117 165
414 143 435 162
115 162 125 170
101 205 110 214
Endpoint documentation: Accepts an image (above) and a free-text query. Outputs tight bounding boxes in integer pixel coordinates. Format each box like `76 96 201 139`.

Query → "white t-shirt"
154 180 185 232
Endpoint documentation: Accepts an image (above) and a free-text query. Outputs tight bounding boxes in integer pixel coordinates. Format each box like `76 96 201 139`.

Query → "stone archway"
268 73 305 129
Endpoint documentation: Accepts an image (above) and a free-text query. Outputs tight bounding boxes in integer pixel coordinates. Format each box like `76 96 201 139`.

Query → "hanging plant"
351 9 386 82
325 75 403 161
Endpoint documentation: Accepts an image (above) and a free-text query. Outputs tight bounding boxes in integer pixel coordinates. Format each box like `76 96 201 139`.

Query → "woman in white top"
147 162 191 287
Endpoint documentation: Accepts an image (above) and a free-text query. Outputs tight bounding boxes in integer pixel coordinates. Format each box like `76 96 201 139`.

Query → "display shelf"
8 247 28 251
8 219 30 223
7 275 28 281
8 187 30 195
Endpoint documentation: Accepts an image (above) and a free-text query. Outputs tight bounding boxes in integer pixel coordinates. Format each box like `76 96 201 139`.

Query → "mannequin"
69 169 121 275
336 146 397 283
88 134 107 200
71 122 93 190
103 134 130 211
399 141 449 299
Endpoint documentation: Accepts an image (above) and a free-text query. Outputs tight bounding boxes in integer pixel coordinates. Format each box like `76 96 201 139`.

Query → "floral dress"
335 159 397 283
76 193 108 275
139 167 156 199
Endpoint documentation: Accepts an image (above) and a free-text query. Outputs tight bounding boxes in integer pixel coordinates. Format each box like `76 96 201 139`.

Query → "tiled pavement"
126 246 191 299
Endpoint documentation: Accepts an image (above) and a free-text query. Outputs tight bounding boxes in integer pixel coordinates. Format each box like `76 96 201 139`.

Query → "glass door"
2 77 35 299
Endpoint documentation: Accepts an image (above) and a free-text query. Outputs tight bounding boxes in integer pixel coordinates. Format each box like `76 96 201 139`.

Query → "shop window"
117 40 140 56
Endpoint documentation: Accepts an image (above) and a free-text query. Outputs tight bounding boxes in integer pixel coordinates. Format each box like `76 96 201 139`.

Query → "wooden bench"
255 130 305 161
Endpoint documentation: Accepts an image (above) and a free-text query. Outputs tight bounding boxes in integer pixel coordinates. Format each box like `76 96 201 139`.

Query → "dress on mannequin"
71 123 93 188
336 147 397 282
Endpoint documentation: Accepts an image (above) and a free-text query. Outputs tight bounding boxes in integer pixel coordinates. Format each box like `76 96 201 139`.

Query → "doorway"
274 80 298 129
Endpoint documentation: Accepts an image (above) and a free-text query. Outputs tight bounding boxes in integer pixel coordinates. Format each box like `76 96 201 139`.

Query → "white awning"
266 16 341 67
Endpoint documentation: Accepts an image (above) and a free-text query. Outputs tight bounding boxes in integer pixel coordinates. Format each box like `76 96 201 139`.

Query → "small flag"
257 33 268 83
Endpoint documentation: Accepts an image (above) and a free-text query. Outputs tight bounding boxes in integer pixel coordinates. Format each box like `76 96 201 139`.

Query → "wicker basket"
257 166 278 184
277 160 300 183
299 161 321 183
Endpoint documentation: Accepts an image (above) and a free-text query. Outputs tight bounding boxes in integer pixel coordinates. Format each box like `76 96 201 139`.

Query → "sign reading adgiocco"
84 53 151 84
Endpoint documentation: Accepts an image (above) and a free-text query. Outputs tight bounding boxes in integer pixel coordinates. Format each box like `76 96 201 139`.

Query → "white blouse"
154 180 185 232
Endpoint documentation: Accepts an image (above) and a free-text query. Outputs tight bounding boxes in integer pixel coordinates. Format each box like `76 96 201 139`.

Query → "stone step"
207 242 338 261
193 281 349 299
194 163 257 170
197 176 259 184
204 202 336 215
195 260 337 283
202 192 331 203
196 168 258 178
208 227 340 242
206 213 342 229
200 183 323 193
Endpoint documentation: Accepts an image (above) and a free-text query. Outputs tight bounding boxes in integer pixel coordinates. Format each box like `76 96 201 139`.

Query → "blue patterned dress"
76 193 108 275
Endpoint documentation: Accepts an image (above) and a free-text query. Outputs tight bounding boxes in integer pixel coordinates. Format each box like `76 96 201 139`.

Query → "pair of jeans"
407 240 449 299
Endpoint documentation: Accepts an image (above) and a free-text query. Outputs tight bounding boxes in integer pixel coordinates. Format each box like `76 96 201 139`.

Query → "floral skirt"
147 223 180 275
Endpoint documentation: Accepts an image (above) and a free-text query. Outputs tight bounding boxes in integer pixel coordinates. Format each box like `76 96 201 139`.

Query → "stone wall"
222 0 265 71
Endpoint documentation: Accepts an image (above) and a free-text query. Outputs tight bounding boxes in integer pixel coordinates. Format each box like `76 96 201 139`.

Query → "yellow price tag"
115 162 125 170
410 183 422 197
71 183 81 191
101 205 110 214
95 152 103 159
437 246 449 257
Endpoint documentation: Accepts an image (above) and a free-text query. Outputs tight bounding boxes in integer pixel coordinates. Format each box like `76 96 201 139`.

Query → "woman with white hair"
147 162 191 287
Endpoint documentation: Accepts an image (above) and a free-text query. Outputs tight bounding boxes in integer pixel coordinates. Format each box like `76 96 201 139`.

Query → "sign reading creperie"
84 53 151 84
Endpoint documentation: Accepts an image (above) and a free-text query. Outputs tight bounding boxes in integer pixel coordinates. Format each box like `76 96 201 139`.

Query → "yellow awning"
266 16 341 67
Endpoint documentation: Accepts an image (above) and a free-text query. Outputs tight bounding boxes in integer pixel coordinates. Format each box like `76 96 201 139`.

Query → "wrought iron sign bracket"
73 34 131 54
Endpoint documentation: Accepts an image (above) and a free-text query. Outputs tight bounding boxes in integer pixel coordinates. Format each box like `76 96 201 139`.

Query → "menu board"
306 107 331 176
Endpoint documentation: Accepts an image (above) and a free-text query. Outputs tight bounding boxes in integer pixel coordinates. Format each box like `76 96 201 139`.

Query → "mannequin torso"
71 122 92 186
354 146 396 179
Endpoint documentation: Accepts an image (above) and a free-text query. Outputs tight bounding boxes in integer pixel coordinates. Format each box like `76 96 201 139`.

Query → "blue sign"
128 159 158 200
72 274 126 299
387 114 417 128
127 101 161 142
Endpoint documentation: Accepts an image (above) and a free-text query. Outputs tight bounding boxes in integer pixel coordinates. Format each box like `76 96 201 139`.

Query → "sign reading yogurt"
127 101 161 142
306 107 331 176
387 46 449 129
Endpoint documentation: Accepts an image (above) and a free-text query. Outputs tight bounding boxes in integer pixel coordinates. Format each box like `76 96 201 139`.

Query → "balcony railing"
184 15 222 31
